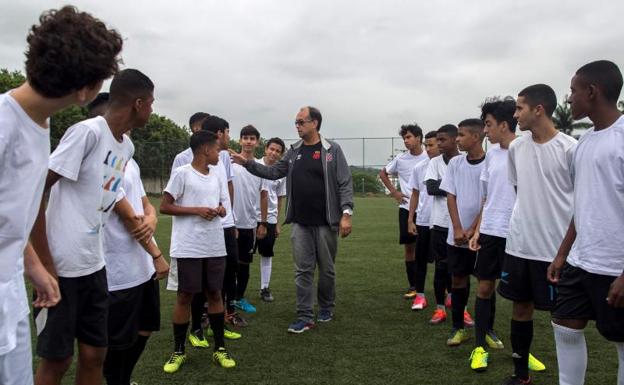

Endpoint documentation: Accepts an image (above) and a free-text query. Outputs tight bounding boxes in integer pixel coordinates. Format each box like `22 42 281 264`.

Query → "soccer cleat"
287 319 315 334
206 327 242 340
317 310 333 323
501 375 533 384
188 329 209 348
485 330 504 349
528 353 546 372
411 294 428 310
234 298 257 314
226 311 248 328
260 288 274 302
464 310 475 328
469 346 489 371
403 287 417 299
447 328 470 346
429 308 447 324
212 347 236 368
163 352 186 373
445 294 452 308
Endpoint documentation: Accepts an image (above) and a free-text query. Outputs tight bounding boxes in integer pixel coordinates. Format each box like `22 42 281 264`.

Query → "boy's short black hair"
399 124 423 140
481 96 518 133
189 112 210 129
424 131 438 140
25 6 123 98
437 124 458 136
201 115 227 134
86 92 109 117
266 137 286 153
108 69 154 107
576 60 623 103
240 124 260 139
518 84 557 117
220 117 229 129
307 106 322 131
190 130 218 153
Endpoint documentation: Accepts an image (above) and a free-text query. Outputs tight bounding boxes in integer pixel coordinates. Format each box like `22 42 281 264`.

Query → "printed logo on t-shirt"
101 150 128 213
312 150 321 160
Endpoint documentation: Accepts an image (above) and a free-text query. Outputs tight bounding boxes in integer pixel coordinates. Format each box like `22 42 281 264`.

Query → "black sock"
208 312 226 350
191 293 206 333
474 297 491 347
488 292 496 330
103 348 126 385
237 263 250 300
451 286 468 329
121 334 149 384
511 319 533 380
433 261 448 305
405 260 416 288
173 322 189 353
414 254 427 293
224 254 238 313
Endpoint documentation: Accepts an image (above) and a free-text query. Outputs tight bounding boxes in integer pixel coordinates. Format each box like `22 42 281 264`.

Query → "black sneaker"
501 375 533 385
260 288 274 302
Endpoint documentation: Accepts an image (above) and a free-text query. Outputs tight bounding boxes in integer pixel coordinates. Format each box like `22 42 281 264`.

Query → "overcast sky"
1 1 622 165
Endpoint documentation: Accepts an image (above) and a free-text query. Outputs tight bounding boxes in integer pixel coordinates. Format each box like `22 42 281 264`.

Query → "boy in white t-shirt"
255 138 288 303
232 125 268 315
440 119 485 347
161 130 236 373
0 7 122 385
497 84 577 385
407 131 440 310
548 61 624 385
31 69 150 385
379 124 428 299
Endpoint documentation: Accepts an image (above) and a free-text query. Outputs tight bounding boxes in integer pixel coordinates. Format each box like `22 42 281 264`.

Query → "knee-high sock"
103 348 126 385
208 313 226 350
475 297 491 347
414 253 428 294
191 293 206 332
405 260 416 288
511 319 532 380
122 334 149 384
552 322 586 385
237 263 250 300
173 322 189 353
451 286 468 329
223 257 237 312
433 262 448 306
615 342 624 385
260 257 272 289
488 292 496 330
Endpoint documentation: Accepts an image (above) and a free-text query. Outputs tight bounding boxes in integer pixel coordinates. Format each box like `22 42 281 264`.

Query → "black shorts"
552 263 624 342
35 268 109 359
177 257 226 293
474 234 506 281
237 228 255 263
108 277 161 349
398 208 417 244
497 254 556 311
256 223 277 257
224 227 239 265
447 245 476 277
415 225 432 263
430 226 449 262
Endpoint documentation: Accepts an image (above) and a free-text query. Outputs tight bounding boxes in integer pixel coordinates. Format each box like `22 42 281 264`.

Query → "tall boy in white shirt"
379 124 427 299
0 7 122 385
161 130 236 373
31 69 151 385
548 60 624 385
498 84 577 385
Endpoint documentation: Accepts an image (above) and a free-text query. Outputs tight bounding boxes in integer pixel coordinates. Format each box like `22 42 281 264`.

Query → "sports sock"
488 292 496 330
224 258 237 313
552 321 586 385
260 256 272 289
190 293 205 333
103 348 126 385
433 262 448 305
122 334 149 384
237 263 250 300
173 322 189 353
616 342 624 385
510 319 533 380
405 260 416 288
414 253 427 293
208 312 226 350
475 296 491 347
451 286 468 329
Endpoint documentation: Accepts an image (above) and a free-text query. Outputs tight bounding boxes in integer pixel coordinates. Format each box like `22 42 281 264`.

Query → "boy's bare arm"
30 170 63 277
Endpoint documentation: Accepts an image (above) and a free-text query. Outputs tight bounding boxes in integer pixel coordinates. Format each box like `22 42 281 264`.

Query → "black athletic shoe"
260 288 274 302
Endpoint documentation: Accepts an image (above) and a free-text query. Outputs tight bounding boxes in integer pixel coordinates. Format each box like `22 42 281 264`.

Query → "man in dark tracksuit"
230 106 354 334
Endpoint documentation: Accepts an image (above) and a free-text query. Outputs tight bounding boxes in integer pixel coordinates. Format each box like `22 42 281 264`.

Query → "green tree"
50 106 87 147
228 138 266 159
352 171 384 194
0 69 25 92
553 95 592 135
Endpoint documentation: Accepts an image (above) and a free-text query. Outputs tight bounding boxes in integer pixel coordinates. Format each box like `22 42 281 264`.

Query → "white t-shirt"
385 150 428 210
567 116 624 276
425 154 451 228
440 154 485 247
171 147 193 174
165 164 227 258
103 159 155 291
47 116 134 278
408 158 433 227
479 144 516 238
505 132 576 262
233 162 266 229
0 93 49 355
255 157 286 224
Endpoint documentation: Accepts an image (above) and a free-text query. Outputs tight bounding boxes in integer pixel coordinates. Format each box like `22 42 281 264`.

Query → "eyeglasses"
295 119 313 126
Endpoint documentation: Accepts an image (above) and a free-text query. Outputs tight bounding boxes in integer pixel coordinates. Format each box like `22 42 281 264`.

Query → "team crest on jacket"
326 153 333 162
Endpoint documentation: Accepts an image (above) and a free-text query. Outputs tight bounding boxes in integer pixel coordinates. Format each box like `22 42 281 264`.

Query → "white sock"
260 257 272 289
616 342 624 385
552 321 587 385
